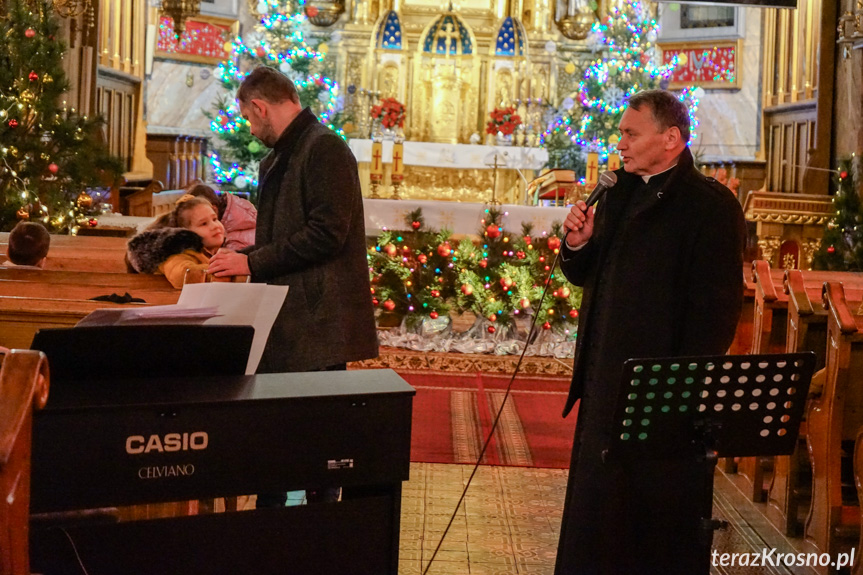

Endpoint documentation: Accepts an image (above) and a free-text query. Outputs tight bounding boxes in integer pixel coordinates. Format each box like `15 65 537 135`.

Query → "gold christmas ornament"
8 146 18 157
20 89 34 102
0 109 6 119
42 73 53 83
76 191 93 209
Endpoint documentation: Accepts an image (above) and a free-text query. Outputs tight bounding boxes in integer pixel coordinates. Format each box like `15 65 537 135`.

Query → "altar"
349 140 549 205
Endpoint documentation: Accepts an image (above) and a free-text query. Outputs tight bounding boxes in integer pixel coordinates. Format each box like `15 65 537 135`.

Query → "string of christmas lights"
206 0 344 194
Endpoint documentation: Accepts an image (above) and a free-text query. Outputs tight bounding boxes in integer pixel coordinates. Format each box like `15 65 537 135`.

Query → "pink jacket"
222 193 257 250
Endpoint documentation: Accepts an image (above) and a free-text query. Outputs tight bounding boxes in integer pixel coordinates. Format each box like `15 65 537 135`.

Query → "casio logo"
125 432 208 454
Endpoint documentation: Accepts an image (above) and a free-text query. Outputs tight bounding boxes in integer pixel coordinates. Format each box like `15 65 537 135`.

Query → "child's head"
185 183 225 219
174 195 225 251
7 221 50 267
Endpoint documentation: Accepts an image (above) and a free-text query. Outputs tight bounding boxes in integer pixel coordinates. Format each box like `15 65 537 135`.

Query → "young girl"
185 183 257 250
127 195 231 288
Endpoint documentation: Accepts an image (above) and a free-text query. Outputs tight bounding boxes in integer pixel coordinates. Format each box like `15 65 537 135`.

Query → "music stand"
605 351 816 575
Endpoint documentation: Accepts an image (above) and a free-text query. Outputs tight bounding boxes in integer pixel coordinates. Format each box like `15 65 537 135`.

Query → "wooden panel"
145 135 208 190
95 70 139 172
763 102 817 194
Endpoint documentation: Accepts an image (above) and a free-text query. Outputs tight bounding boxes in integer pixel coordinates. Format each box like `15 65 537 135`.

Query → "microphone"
583 171 618 208
563 171 618 244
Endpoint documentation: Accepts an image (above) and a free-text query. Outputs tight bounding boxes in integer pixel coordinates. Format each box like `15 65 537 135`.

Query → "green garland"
369 208 582 336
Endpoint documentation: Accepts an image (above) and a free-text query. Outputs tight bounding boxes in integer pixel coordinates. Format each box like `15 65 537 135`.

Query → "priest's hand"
563 201 595 250
208 249 251 277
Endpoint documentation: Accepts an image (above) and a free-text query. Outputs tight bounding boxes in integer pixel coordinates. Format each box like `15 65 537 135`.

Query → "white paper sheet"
177 283 289 375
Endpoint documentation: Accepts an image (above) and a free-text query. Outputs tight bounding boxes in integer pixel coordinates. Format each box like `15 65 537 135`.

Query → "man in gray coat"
209 66 378 374
556 90 746 574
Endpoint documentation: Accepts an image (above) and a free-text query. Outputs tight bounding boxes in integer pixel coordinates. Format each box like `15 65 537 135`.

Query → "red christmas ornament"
547 236 561 250
219 115 229 126
499 277 513 289
558 286 571 299
841 171 848 179
28 71 38 82
88 218 98 227
523 235 532 244
520 298 531 309
479 260 488 268
47 163 59 174
488 314 496 322
25 28 35 38
372 298 379 306
429 311 439 319
430 289 440 298
827 245 836 254
402 245 411 253
437 242 452 257
486 225 501 239
516 251 526 259
305 5 319 17
411 221 421 230
254 46 266 57
384 243 397 256
569 309 579 318
542 321 551 330
417 254 428 264
8 119 18 128
461 284 473 296
383 299 396 311
487 326 496 334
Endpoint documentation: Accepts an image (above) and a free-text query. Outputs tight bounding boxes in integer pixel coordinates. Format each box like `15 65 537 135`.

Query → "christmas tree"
0 0 122 232
812 157 863 271
207 0 344 198
543 0 701 176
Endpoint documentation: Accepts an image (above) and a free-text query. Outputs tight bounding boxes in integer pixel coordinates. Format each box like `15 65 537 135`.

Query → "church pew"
0 349 50 575
0 279 178 305
736 263 863 503
733 261 792 500
0 297 157 349
766 270 863 536
804 282 863 568
0 232 130 273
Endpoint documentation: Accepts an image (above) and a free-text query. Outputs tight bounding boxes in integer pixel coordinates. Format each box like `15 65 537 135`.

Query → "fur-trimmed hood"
127 227 203 274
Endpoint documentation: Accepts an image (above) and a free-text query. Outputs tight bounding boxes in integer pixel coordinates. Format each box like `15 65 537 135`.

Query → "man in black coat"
554 90 746 574
209 66 378 373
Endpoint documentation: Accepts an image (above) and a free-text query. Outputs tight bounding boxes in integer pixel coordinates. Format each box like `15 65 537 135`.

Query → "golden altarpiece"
327 0 585 203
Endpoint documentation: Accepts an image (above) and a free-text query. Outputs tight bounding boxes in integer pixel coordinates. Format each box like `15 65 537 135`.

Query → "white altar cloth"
349 139 548 171
363 198 571 236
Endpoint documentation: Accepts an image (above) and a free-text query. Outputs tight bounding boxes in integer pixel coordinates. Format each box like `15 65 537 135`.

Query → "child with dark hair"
127 195 236 288
185 183 257 250
4 222 50 268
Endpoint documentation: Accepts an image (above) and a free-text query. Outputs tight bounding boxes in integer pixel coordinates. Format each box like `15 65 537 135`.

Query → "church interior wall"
832 0 862 159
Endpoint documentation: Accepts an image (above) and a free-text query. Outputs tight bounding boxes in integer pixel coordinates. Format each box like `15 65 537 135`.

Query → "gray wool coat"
242 108 378 373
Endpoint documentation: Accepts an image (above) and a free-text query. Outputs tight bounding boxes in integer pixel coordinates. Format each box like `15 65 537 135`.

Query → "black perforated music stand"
605 352 816 575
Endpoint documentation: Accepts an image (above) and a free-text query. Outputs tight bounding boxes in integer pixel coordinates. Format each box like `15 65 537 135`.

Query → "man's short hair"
7 221 50 266
236 66 300 105
628 89 691 143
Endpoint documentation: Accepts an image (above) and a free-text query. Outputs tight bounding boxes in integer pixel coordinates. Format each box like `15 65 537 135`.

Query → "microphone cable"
421 245 568 575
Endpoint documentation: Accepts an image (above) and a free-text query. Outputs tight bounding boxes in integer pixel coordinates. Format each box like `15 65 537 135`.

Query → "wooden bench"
803 282 863 568
0 349 50 575
0 268 179 349
0 232 130 273
764 270 863 536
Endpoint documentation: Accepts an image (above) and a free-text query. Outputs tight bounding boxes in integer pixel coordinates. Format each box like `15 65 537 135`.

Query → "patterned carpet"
398 371 576 468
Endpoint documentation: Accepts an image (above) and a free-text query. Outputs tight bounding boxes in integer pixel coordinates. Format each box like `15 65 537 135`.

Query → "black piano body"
29 369 415 575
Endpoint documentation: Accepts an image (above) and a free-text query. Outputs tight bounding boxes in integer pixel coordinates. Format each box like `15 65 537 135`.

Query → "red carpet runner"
398 371 577 469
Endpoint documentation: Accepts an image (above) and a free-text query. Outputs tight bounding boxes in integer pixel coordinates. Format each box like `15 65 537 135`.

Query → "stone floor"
398 463 813 575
